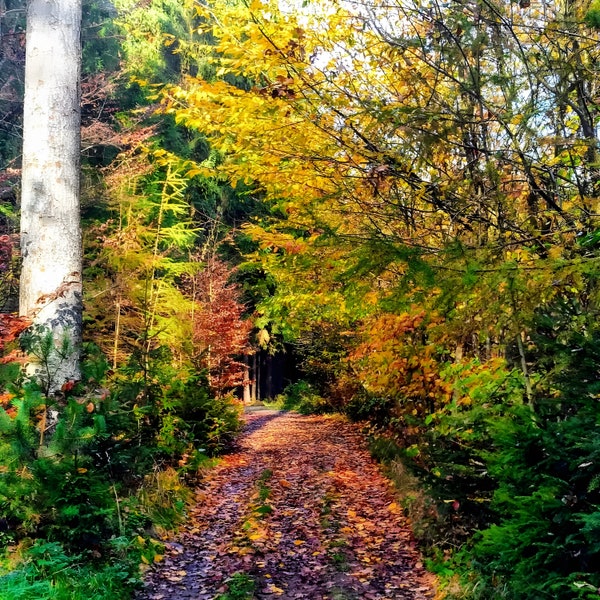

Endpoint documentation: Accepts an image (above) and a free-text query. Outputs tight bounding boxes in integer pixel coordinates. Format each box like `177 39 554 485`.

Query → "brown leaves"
136 410 436 600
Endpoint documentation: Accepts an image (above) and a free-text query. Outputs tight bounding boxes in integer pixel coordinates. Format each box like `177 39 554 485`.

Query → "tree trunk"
254 353 260 402
20 0 83 392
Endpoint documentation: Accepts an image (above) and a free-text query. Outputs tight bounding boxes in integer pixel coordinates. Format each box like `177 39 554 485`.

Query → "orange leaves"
0 315 30 352
387 502 402 515
0 391 14 406
253 230 308 255
0 391 16 418
350 308 451 416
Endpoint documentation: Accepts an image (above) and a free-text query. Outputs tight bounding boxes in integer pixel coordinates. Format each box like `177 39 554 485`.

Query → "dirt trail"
136 408 436 600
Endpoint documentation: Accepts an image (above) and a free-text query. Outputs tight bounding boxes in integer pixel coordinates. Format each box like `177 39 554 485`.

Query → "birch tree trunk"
19 0 83 392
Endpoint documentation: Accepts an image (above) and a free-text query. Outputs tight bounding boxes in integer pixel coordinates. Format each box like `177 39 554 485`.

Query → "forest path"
136 408 436 600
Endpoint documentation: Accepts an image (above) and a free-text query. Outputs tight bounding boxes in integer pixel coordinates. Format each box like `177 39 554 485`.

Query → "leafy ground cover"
136 408 436 600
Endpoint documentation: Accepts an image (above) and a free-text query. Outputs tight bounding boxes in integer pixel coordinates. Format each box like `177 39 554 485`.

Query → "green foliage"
257 468 273 504
291 321 357 406
0 373 141 597
175 382 243 456
32 458 118 549
0 335 242 597
113 0 203 82
468 411 600 597
0 382 117 546
345 394 396 427
12 0 600 596
216 572 256 600
585 0 600 28
19 325 80 398
272 380 331 415
392 308 600 598
82 0 121 74
115 346 243 457
87 154 200 367
468 305 600 596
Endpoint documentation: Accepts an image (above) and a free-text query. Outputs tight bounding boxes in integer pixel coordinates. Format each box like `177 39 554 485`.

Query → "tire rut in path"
136 409 436 600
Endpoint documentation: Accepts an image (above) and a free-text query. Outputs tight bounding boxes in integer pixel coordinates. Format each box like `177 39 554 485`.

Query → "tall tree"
19 0 83 390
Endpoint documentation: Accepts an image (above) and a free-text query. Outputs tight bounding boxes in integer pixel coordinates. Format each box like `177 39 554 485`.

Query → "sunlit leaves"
160 0 600 391
86 150 199 364
349 309 452 415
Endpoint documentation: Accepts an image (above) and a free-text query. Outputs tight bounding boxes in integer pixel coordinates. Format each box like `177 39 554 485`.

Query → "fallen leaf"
387 502 401 514
269 584 285 594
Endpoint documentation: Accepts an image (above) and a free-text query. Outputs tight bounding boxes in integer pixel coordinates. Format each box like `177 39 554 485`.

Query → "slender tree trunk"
266 354 273 399
243 354 251 404
254 353 260 402
517 332 534 409
251 352 257 402
113 294 121 370
20 0 83 391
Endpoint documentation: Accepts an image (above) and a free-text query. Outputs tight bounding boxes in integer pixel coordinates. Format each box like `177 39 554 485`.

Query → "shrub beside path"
136 408 437 600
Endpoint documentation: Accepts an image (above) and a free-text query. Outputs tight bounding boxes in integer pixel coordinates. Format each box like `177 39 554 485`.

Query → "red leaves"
0 314 30 363
61 380 76 393
185 258 252 395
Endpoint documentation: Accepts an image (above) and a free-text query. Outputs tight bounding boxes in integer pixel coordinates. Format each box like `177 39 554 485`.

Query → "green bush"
114 347 243 457
433 306 600 598
175 380 243 455
345 393 395 426
467 405 600 599
585 0 600 28
272 380 331 414
0 335 242 598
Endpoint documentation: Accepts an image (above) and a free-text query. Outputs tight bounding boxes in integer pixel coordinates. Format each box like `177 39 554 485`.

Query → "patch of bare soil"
135 409 437 600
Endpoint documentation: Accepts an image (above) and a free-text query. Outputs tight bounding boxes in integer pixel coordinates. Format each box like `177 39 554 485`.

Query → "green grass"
0 561 137 600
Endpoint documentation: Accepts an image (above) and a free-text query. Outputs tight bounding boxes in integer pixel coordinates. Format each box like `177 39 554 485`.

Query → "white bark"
20 0 83 391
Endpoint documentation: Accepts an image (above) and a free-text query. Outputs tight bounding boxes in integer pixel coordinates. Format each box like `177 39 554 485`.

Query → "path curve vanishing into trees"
136 408 437 600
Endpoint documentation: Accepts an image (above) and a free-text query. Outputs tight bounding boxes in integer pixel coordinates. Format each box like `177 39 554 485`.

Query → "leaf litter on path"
135 409 437 600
